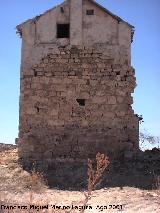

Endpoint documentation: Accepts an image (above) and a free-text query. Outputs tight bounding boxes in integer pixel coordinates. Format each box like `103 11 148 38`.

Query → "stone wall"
18 45 139 167
17 0 139 169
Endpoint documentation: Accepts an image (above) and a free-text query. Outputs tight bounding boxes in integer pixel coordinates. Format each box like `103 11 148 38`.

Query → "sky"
0 0 159 148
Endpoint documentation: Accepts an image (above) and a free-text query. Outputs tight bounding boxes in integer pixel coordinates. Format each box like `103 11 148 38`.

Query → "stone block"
92 97 106 104
107 96 117 104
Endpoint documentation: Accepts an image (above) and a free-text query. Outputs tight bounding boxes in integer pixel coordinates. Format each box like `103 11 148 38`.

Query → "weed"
79 153 109 213
0 153 109 213
140 131 160 150
152 170 160 190
25 164 48 192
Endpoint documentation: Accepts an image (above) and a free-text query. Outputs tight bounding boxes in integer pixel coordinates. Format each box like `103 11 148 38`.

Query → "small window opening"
35 107 40 113
86 79 90 85
57 24 70 38
116 71 120 75
60 7 64 13
34 70 37 77
76 99 85 106
124 75 127 81
86 9 94 15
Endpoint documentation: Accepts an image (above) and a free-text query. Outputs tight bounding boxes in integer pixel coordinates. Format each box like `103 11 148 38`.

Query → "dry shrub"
26 165 48 192
26 165 49 212
87 153 110 195
64 153 109 213
79 153 110 213
0 153 109 213
140 131 160 150
155 176 160 190
152 170 160 190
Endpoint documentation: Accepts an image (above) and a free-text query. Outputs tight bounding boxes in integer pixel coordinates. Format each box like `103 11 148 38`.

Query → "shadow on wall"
44 148 160 190
18 151 160 191
17 123 140 189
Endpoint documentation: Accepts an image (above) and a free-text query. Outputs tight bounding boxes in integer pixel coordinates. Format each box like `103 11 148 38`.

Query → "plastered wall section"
19 0 132 70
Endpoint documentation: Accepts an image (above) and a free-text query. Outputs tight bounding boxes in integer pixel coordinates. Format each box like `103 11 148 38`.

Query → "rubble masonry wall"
17 0 139 166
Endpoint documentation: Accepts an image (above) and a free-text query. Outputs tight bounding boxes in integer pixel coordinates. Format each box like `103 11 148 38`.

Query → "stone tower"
16 0 139 169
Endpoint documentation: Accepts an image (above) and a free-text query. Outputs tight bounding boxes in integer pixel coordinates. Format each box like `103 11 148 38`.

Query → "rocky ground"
0 144 159 213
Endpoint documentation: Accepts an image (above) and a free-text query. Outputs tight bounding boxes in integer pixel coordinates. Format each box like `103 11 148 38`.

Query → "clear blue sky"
0 0 160 145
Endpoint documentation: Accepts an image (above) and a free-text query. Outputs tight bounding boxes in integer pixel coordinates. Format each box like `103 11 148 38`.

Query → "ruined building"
16 0 139 169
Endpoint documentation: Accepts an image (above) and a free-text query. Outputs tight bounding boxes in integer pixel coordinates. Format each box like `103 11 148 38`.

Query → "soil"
0 144 159 213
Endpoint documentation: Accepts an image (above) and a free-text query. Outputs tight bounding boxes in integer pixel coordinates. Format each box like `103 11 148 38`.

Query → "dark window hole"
76 99 85 106
86 9 94 15
123 75 127 81
116 71 120 75
60 7 64 13
34 70 37 77
57 24 70 38
86 79 90 85
51 152 54 158
35 107 40 113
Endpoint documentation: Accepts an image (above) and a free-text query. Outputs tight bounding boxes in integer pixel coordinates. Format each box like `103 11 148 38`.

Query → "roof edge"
16 1 64 34
89 0 134 29
16 0 135 41
89 0 135 42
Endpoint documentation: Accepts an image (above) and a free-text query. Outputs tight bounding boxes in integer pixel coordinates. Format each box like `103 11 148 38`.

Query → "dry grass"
0 144 48 193
152 170 160 191
26 164 48 192
0 145 159 213
0 151 109 213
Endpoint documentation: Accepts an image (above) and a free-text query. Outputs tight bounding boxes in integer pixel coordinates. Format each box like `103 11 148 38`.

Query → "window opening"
116 71 120 75
86 9 94 15
34 70 37 77
35 107 40 113
57 24 70 38
60 7 64 13
76 99 85 107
